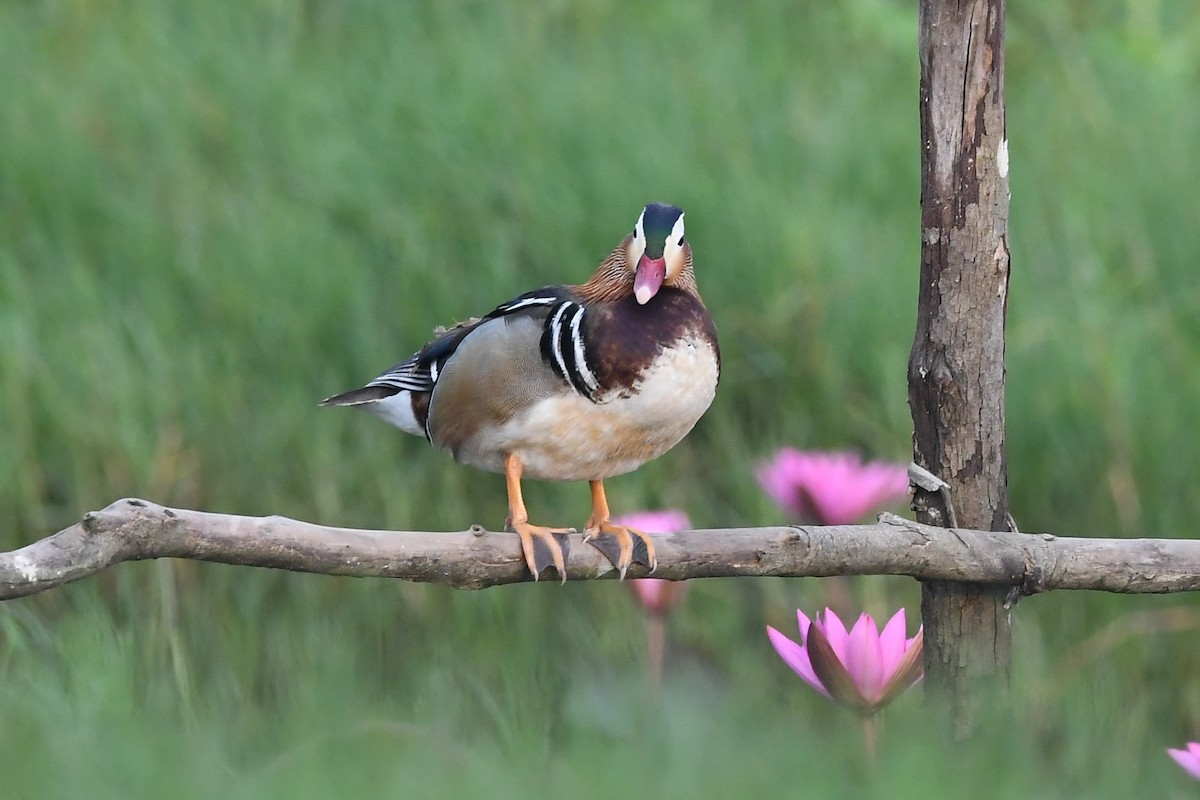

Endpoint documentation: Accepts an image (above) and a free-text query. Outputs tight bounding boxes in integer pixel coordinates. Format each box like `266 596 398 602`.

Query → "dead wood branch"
1 499 1198 600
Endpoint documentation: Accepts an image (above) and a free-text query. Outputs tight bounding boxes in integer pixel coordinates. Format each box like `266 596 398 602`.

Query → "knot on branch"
81 500 141 536
1020 554 1046 596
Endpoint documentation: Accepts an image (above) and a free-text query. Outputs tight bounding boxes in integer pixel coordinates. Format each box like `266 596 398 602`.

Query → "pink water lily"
1169 742 1200 780
614 510 692 690
629 578 688 616
757 449 910 525
767 607 923 714
614 510 692 537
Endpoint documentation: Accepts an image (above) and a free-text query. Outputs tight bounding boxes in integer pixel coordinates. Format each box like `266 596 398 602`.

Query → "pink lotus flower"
613 510 691 616
1169 742 1200 780
614 510 692 536
629 578 688 616
757 449 910 525
767 607 923 715
614 510 692 690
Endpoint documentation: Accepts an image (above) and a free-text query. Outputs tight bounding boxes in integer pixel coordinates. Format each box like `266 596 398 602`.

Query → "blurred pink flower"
1169 742 1200 780
613 510 692 536
767 607 923 715
756 449 909 525
613 510 691 617
629 578 688 616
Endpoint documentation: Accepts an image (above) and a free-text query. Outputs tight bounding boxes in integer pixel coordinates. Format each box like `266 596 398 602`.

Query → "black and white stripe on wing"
365 312 491 394
367 354 436 393
541 300 601 401
491 295 561 315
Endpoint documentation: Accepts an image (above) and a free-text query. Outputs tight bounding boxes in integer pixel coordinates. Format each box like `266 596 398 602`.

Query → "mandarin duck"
322 202 719 581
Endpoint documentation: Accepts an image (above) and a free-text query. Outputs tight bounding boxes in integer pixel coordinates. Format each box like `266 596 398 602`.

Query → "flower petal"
630 578 688 616
756 449 812 519
876 628 924 706
767 625 829 697
806 622 869 711
796 608 813 642
757 450 909 525
612 510 692 534
818 608 850 662
804 453 857 525
845 613 886 702
878 608 910 677
1170 745 1200 780
1175 743 1200 779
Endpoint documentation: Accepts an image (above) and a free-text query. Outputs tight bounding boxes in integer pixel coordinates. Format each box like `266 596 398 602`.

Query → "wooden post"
909 0 1011 734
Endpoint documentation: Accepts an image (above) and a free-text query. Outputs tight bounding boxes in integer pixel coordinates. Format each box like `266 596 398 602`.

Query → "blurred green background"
3 0 1200 796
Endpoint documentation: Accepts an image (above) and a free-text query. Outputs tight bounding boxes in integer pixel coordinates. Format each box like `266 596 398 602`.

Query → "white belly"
452 336 719 480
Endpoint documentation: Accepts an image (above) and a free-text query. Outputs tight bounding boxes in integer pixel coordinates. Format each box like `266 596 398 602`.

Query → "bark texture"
3 500 1200 601
910 0 1012 732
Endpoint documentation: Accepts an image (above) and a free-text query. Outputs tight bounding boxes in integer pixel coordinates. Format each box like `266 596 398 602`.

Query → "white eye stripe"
669 212 686 246
628 210 648 272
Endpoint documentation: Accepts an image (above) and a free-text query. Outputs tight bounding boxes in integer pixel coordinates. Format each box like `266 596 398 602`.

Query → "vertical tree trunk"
910 0 1011 734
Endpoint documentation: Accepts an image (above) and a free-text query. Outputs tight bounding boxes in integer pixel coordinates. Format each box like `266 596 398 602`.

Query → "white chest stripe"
568 305 600 393
542 300 601 401
548 303 572 383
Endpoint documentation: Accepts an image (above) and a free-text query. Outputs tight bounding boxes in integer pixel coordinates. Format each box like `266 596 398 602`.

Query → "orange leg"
504 454 571 582
582 480 658 579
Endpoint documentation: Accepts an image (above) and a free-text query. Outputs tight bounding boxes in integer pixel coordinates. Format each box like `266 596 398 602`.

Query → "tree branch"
2 499 1198 601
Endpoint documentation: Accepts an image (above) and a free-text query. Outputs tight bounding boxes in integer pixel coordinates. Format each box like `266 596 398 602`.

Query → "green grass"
3 0 1200 796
